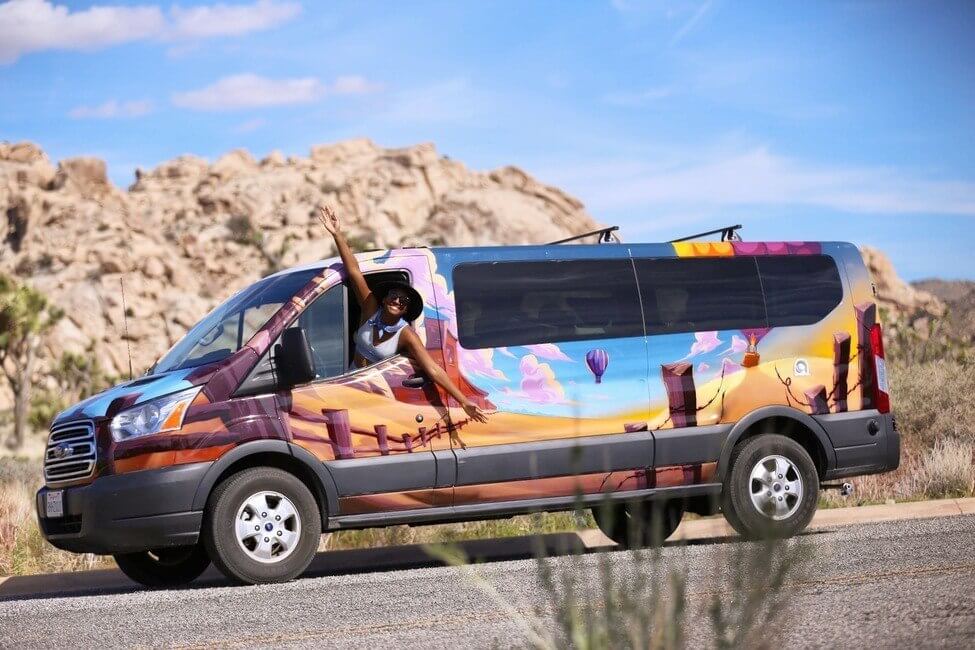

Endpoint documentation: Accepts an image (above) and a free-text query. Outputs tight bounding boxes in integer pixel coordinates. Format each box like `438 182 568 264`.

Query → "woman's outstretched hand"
317 205 339 236
462 401 489 424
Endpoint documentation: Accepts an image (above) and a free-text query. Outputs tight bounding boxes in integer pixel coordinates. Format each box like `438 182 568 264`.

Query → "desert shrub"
900 438 974 499
227 214 262 246
889 357 974 449
28 350 116 434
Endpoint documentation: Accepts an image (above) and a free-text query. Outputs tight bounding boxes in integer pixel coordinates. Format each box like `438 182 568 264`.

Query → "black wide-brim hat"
374 281 424 322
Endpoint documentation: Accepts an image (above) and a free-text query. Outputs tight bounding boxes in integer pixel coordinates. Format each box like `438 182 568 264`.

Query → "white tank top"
353 312 405 365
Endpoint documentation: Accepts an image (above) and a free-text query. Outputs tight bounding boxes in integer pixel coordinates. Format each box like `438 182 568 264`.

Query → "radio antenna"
120 277 134 380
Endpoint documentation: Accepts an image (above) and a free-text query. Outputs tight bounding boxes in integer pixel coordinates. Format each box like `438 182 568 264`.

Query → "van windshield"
152 269 319 374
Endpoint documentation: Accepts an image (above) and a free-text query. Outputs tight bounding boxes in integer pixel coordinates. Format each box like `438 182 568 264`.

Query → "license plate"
875 356 889 394
45 490 64 518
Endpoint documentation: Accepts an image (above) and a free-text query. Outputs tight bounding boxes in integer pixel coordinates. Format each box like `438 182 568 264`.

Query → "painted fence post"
804 385 829 415
832 332 851 413
418 426 428 446
855 302 876 409
661 362 697 428
402 433 413 453
375 424 389 456
323 408 354 459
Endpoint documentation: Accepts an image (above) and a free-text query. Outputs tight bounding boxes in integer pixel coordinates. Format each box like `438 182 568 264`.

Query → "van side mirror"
274 328 316 388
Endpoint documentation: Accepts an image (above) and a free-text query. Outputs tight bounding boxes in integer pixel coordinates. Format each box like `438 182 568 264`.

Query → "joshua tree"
0 274 63 448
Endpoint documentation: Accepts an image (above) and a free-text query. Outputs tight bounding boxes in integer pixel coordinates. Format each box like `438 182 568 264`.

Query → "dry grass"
0 477 111 576
322 511 592 552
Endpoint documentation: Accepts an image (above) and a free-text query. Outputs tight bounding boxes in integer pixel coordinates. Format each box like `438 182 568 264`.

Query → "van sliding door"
446 252 654 505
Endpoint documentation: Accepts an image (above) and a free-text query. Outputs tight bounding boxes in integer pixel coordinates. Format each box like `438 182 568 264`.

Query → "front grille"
44 420 96 485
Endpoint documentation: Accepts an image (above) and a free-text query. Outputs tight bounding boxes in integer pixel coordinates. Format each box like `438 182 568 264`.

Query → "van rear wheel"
592 500 684 548
721 434 819 539
203 467 321 585
114 543 210 588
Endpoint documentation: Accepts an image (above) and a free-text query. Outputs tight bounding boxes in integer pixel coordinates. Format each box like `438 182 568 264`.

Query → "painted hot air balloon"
586 348 609 384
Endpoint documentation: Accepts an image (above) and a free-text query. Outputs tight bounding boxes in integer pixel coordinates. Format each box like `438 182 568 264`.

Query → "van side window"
454 260 643 349
635 257 766 334
297 283 347 378
758 255 843 326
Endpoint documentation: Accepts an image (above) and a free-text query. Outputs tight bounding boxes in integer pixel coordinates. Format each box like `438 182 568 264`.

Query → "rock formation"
0 139 598 399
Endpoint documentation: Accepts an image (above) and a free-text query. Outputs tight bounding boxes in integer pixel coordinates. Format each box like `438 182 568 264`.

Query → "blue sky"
2 0 974 280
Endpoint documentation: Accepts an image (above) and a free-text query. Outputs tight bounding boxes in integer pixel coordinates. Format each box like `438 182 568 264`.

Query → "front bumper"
36 462 212 555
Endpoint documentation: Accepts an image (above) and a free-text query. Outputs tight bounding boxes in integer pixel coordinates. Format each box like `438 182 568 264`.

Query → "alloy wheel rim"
234 491 301 564
749 455 803 521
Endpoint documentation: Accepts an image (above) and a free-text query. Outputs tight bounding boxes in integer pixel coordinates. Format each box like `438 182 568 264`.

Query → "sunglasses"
386 290 412 305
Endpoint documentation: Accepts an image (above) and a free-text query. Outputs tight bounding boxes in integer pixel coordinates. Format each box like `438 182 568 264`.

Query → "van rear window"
454 259 643 349
635 257 767 334
758 255 843 326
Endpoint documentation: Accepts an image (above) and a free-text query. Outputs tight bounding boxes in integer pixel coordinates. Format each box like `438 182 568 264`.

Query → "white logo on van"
793 359 810 377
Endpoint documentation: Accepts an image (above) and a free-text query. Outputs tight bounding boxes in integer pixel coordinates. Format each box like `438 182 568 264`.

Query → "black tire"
114 544 210 588
203 467 321 585
592 499 684 548
721 434 819 540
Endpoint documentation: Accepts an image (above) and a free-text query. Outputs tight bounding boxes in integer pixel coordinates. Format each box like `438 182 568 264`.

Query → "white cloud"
0 0 164 64
68 99 154 119
0 0 301 64
541 145 975 217
169 0 300 39
330 75 383 96
172 73 383 111
172 74 324 110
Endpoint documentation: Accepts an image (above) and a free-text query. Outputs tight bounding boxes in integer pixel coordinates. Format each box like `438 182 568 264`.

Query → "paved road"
1 514 973 648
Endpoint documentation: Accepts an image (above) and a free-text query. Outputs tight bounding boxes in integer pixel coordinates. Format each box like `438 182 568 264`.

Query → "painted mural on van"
66 241 879 514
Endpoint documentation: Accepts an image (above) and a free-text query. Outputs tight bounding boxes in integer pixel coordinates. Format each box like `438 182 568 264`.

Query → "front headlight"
110 387 202 442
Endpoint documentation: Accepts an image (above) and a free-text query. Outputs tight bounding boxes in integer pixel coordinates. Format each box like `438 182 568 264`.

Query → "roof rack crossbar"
548 226 620 245
670 224 743 243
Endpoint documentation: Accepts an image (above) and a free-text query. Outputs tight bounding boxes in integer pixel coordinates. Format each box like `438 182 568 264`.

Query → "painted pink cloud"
506 354 566 404
459 347 508 381
721 334 749 356
523 343 573 362
721 357 743 374
684 331 722 359
697 362 710 374
497 346 516 358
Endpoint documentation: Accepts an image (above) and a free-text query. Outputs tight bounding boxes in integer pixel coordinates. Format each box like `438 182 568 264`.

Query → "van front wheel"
203 467 321 585
113 544 210 588
722 434 819 539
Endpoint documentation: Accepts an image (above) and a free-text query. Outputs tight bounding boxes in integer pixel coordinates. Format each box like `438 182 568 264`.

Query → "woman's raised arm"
318 205 377 315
